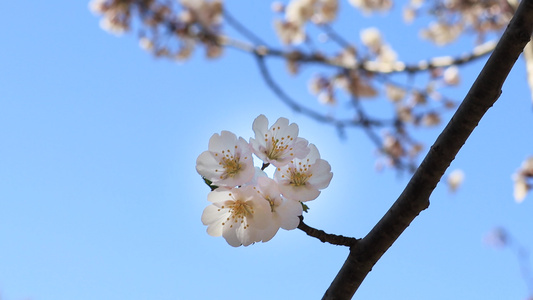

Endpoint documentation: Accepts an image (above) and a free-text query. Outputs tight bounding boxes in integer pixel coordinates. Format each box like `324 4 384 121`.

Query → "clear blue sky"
1 1 532 299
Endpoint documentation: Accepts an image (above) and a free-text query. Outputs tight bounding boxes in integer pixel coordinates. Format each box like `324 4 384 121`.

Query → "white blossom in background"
196 130 255 187
274 144 333 201
443 66 460 86
377 44 398 64
513 157 533 203
314 0 339 23
252 177 303 242
88 0 130 35
274 20 306 45
349 0 392 14
250 114 310 167
513 177 529 203
420 22 463 46
447 169 465 193
360 27 398 69
201 186 272 247
360 27 383 51
180 0 223 27
286 0 316 25
385 84 406 102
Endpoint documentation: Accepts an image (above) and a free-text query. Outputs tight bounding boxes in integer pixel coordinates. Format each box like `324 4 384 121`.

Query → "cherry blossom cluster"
196 115 333 247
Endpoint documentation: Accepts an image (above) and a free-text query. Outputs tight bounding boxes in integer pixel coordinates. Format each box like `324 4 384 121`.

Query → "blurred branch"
487 227 533 297
323 0 533 298
298 216 359 247
254 54 391 128
222 9 268 46
219 34 496 74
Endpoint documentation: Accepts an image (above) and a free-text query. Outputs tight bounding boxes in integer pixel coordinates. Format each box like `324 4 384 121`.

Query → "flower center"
217 148 244 179
222 156 241 177
264 133 294 161
225 200 254 229
290 172 310 186
288 160 312 186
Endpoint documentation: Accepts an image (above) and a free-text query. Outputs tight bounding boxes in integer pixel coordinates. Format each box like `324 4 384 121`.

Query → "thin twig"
297 216 359 247
223 9 269 46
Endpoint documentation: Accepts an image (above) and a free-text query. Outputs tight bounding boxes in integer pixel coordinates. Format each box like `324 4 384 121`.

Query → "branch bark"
323 0 533 298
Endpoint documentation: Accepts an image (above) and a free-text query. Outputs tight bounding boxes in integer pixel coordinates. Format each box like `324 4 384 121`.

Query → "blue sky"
1 1 532 299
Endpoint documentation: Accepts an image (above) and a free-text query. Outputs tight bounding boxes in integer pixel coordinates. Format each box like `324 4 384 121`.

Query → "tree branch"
298 216 359 247
322 0 533 298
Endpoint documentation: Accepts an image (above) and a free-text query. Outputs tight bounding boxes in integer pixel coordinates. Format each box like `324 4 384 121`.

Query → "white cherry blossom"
252 176 303 242
196 130 255 187
201 186 272 247
285 0 316 25
274 144 332 202
250 114 310 167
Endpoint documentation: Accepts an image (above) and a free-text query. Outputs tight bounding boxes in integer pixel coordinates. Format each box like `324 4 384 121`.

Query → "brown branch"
322 0 533 298
219 35 496 74
297 216 359 247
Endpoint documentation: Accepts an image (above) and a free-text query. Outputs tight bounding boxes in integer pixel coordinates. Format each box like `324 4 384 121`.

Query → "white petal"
208 131 237 153
257 176 280 198
514 178 529 203
259 219 281 243
206 189 232 204
201 205 228 237
222 223 242 247
252 114 269 138
271 117 290 132
292 138 311 159
195 151 221 181
305 144 321 162
307 159 333 189
279 183 320 202
247 196 273 229
276 199 303 230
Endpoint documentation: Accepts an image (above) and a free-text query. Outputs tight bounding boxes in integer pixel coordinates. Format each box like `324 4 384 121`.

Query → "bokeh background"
1 1 532 299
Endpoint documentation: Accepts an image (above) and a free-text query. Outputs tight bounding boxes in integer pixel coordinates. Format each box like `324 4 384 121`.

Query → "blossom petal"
195 151 221 181
278 182 321 202
276 199 303 230
222 222 242 247
252 114 269 138
201 205 230 237
307 159 333 189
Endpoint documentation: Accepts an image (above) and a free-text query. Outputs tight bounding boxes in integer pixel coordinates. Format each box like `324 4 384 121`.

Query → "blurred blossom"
139 37 154 51
447 169 465 193
422 112 441 126
318 91 336 105
385 84 406 102
483 227 508 248
443 66 460 86
514 177 529 203
271 1 285 13
274 20 306 45
513 157 533 203
349 0 392 14
420 22 463 46
403 6 416 23
286 0 316 25
360 27 382 51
